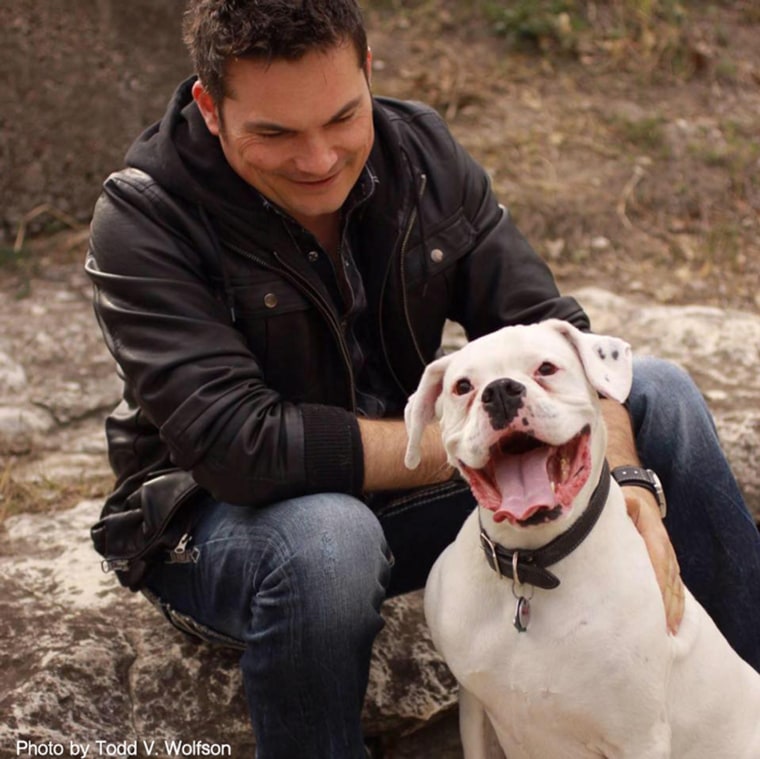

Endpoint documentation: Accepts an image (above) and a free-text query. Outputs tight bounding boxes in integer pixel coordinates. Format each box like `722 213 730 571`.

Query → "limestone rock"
0 500 456 755
0 405 56 454
573 287 760 518
0 351 27 396
1 286 758 756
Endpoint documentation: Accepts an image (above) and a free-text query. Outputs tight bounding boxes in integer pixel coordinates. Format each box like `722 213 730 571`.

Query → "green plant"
607 114 670 158
478 0 581 52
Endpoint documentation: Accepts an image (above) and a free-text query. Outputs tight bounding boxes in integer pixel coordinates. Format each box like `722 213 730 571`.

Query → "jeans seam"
376 481 471 518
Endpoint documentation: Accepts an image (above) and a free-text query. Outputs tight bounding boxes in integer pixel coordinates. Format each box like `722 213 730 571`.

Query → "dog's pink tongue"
493 447 555 520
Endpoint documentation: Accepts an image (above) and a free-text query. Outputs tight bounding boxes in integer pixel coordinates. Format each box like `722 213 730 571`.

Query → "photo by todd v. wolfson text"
15 740 233 757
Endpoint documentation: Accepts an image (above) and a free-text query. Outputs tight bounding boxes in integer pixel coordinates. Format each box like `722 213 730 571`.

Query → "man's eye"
537 362 559 377
453 378 473 395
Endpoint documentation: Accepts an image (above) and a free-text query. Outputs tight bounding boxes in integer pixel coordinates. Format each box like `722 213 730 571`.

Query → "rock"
0 351 27 396
0 405 56 454
572 287 760 519
1 287 758 756
0 500 457 756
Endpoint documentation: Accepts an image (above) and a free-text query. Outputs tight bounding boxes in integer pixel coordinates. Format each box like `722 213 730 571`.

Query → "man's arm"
601 398 685 633
357 418 454 492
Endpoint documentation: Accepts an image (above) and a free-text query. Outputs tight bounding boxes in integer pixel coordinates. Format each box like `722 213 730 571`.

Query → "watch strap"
611 466 667 518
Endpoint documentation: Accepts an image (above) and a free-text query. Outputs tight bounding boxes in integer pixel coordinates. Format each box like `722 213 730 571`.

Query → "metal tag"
513 596 531 632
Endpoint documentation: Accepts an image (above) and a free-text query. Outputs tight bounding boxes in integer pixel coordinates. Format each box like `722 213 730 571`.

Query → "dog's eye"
453 378 473 395
537 362 559 377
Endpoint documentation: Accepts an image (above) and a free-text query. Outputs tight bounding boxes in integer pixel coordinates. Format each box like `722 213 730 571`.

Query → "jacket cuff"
300 405 364 496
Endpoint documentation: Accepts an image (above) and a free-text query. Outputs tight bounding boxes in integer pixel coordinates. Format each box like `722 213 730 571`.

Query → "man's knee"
260 493 392 605
629 357 707 428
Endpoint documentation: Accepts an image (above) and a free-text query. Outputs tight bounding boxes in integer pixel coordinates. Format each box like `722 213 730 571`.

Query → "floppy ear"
547 319 633 404
404 354 454 469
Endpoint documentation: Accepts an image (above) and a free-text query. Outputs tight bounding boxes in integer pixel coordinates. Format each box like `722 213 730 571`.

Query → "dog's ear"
404 354 454 469
548 319 633 404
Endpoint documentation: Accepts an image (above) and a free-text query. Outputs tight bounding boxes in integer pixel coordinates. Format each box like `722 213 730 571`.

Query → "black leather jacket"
86 77 588 526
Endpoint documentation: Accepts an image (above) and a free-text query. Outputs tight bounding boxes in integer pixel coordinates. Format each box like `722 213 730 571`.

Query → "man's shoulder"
372 96 450 138
372 96 459 166
104 167 159 194
99 167 194 216
373 95 442 122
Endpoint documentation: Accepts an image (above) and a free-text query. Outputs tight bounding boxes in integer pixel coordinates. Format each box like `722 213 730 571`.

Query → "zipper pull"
174 532 191 555
167 533 200 564
101 558 130 573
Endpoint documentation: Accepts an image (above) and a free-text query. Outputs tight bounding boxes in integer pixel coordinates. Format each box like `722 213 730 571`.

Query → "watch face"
647 469 667 517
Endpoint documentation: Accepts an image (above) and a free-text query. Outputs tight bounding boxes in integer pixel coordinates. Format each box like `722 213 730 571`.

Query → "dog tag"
513 596 531 632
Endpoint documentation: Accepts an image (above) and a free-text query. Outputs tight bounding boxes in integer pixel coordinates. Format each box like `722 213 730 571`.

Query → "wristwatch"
611 466 667 519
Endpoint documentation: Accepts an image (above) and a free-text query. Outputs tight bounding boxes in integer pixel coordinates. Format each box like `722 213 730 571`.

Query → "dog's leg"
459 686 506 759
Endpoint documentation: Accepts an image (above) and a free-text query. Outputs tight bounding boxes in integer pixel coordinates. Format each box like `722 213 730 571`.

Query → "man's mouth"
459 425 592 526
290 168 342 188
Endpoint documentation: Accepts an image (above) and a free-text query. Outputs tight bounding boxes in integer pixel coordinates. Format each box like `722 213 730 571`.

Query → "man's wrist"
611 465 667 519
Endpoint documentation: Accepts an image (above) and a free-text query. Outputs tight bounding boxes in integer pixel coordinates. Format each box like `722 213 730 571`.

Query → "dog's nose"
481 378 526 429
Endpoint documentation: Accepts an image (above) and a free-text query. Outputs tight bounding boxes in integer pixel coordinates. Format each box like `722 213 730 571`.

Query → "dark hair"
183 0 368 104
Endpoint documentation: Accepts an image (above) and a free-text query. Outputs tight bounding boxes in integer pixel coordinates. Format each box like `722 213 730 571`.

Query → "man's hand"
624 485 685 634
601 397 685 634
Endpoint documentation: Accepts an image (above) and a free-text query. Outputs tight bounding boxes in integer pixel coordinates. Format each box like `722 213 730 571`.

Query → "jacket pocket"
404 208 476 288
91 469 206 591
232 277 313 318
230 278 348 404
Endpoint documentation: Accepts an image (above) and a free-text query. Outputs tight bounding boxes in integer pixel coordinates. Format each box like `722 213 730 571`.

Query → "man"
86 1 760 756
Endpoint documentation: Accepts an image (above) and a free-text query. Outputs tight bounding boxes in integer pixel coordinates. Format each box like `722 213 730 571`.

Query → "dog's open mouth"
459 425 592 526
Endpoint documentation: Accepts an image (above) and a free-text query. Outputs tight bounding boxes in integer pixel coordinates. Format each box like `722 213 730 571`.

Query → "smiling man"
192 44 375 251
85 1 760 757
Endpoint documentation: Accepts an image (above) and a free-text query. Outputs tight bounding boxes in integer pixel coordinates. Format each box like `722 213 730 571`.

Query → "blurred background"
1 0 758 307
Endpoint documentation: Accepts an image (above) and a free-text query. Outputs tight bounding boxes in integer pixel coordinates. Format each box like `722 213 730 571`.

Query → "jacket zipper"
378 167 429 397
399 171 428 366
224 240 357 413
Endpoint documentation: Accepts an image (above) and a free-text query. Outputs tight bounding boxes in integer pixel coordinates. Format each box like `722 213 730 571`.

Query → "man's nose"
481 378 526 430
294 132 338 176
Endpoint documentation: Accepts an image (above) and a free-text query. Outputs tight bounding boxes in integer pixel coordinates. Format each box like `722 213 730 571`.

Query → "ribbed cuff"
300 405 364 496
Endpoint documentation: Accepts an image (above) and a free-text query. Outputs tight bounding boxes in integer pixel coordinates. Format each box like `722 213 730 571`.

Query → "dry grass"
0 460 113 523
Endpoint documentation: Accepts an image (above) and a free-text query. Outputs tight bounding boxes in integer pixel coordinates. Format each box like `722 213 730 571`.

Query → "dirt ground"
364 0 760 313
7 3 759 307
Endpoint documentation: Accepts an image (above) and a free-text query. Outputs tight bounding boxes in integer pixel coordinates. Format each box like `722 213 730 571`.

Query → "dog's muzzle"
459 425 593 525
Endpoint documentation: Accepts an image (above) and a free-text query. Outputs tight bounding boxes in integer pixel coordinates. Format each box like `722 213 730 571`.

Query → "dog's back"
666 594 760 757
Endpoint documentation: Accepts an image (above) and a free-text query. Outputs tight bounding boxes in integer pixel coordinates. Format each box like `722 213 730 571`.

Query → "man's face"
193 43 374 234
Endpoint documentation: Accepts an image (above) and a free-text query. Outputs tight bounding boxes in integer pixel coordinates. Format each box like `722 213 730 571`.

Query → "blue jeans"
143 358 760 757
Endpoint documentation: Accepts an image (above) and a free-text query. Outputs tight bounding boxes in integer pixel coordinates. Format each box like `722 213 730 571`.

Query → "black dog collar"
479 460 611 590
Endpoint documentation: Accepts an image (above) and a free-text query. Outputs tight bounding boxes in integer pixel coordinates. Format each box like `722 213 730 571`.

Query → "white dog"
405 319 760 759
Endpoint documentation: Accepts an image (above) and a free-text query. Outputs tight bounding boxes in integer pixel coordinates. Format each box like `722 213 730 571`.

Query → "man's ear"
364 47 373 87
192 80 222 137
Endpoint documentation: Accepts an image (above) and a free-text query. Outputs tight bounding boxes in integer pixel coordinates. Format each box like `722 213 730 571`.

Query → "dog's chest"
426 508 667 719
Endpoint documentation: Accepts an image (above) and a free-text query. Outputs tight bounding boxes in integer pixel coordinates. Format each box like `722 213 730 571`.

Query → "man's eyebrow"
242 96 364 134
